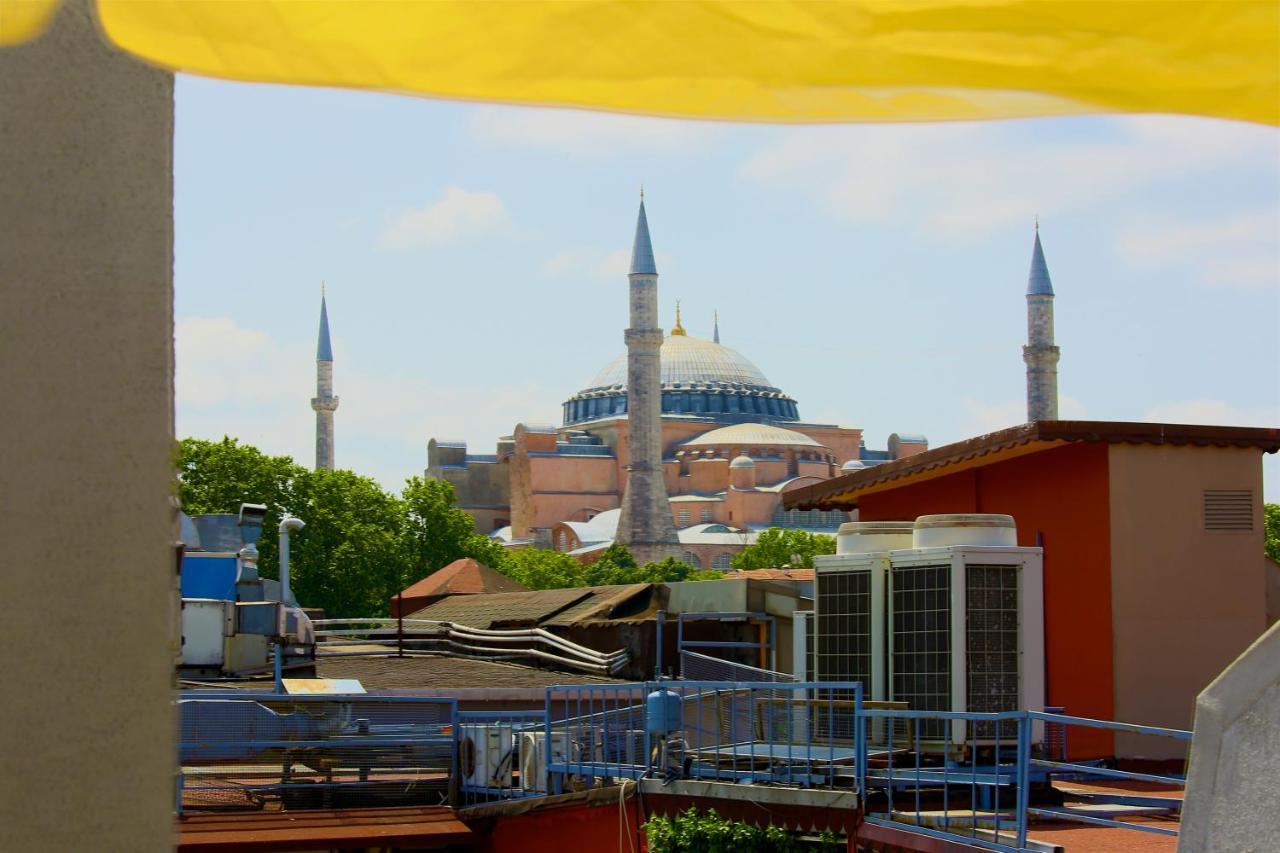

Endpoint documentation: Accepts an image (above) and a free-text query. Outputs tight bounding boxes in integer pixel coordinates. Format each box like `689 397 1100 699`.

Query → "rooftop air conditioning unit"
813 522 914 703
887 514 1045 752
518 730 569 793
460 723 516 791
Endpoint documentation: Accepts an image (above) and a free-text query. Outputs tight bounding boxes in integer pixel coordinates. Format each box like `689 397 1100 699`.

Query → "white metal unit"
461 723 516 789
518 731 569 793
180 599 234 667
812 522 913 702
888 524 1045 748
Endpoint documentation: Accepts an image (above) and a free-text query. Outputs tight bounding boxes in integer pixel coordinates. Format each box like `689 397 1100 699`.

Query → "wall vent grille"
1204 490 1253 531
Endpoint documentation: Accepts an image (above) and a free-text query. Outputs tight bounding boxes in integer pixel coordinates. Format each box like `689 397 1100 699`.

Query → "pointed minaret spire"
1023 225 1060 421
316 286 334 361
617 194 679 562
629 192 657 276
713 309 720 344
1026 227 1054 296
671 300 686 335
311 286 339 469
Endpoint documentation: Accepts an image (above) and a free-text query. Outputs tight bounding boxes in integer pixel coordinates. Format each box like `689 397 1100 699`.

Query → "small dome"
729 454 755 469
684 422 824 448
841 459 867 471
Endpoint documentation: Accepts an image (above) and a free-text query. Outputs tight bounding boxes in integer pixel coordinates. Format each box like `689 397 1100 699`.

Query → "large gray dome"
564 334 799 426
586 334 773 389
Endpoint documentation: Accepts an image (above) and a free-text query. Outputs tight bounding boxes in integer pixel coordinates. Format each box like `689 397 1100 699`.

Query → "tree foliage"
644 807 839 853
177 438 729 615
502 548 586 590
1266 502 1280 563
730 527 836 570
177 438 507 618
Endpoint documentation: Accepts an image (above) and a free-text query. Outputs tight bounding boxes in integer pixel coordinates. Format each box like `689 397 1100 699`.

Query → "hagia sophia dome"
562 323 800 426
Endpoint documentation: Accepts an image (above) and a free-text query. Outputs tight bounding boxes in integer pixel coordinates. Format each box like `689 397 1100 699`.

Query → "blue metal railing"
176 692 456 815
177 686 1191 851
456 709 549 805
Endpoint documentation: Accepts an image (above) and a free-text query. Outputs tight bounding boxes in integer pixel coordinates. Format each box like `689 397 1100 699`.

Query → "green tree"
177 437 511 618
176 437 305 580
400 476 509 587
730 527 835 570
284 467 409 618
639 556 698 583
503 548 586 590
1266 502 1280 563
584 542 640 586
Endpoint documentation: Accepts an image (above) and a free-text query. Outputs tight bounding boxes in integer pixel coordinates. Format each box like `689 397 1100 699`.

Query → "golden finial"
672 300 686 336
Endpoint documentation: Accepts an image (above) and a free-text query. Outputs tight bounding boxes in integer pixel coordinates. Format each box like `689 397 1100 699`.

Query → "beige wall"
1108 444 1269 758
0 1 175 850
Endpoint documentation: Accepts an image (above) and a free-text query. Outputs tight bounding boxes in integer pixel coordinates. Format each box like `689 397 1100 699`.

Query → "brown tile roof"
406 588 591 628
723 568 815 582
316 654 624 689
397 558 528 599
785 420 1280 510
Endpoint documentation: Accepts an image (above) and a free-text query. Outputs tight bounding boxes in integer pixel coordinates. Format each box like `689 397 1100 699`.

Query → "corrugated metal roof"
542 583 653 626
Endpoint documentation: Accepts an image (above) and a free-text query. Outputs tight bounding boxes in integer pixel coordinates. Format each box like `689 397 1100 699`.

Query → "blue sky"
174 75 1280 498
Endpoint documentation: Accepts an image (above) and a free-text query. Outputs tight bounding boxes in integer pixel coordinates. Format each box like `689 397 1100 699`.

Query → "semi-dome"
685 423 823 448
729 454 756 468
563 334 800 425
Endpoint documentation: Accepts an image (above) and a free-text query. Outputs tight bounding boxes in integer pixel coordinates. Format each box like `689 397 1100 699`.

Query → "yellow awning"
4 0 1278 126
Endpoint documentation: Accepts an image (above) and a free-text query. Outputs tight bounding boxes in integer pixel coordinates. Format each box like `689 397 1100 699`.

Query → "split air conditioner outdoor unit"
460 724 516 790
518 731 569 793
813 522 914 703
887 515 1045 751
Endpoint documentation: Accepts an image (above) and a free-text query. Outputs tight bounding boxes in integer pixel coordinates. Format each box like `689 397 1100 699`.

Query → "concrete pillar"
0 2 175 850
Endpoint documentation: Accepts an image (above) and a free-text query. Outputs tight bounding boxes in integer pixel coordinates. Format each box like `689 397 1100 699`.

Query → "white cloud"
541 247 668 281
1142 400 1279 428
468 106 717 157
1117 209 1278 288
960 394 1088 435
176 316 562 490
740 116 1277 241
380 186 509 250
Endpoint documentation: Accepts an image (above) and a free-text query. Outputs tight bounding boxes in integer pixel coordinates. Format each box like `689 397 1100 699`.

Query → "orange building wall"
858 442 1115 758
479 799 633 853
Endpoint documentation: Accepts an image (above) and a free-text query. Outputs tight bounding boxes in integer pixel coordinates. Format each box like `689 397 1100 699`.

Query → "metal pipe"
277 515 305 605
273 642 283 694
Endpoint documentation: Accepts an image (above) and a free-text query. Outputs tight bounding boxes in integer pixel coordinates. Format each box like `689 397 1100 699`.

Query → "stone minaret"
311 289 339 469
1023 224 1059 421
616 196 680 562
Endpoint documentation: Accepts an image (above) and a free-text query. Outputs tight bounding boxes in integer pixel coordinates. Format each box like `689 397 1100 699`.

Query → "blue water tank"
646 688 682 734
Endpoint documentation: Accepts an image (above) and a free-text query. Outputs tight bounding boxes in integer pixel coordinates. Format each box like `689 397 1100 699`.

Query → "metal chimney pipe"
278 516 305 605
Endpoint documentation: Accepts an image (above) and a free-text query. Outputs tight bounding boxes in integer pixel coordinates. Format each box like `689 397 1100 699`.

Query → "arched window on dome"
557 531 568 552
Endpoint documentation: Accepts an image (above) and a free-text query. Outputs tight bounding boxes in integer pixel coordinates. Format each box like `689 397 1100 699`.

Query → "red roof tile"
397 558 528 599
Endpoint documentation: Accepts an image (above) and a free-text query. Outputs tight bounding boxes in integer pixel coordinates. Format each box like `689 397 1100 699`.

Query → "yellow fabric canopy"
4 0 1278 126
